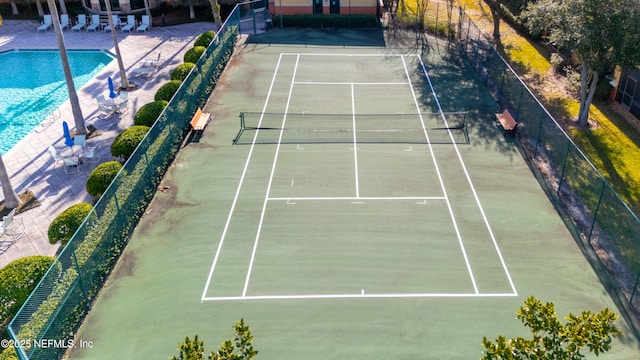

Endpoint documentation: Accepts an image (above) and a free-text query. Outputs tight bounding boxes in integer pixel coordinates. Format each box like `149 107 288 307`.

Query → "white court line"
280 53 417 57
401 55 479 295
268 196 446 201
294 81 409 86
200 53 287 302
415 54 518 296
241 54 302 298
202 292 518 302
351 83 360 198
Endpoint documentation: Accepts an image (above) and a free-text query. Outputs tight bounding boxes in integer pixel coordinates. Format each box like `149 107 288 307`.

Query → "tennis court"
69 30 640 359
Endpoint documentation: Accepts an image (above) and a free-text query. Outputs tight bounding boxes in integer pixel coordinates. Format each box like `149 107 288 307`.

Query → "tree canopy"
522 0 640 126
482 296 621 359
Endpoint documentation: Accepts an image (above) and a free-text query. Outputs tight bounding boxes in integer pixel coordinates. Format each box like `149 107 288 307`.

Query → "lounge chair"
0 209 24 241
131 66 153 77
87 14 101 32
72 14 87 31
60 14 70 30
136 15 150 32
104 15 121 32
37 15 53 32
141 53 164 70
121 15 136 32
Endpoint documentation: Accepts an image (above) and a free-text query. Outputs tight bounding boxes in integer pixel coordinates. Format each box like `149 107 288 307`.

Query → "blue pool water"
0 50 113 153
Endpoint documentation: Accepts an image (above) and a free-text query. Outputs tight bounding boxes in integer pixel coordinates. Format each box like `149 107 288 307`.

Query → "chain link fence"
455 10 640 331
4 3 268 358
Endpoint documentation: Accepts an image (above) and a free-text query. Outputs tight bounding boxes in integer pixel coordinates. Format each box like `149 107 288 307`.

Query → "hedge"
273 14 379 28
154 80 182 102
134 100 168 127
0 256 56 341
48 203 93 245
86 161 123 198
110 126 150 160
171 63 196 82
194 31 216 47
183 46 206 63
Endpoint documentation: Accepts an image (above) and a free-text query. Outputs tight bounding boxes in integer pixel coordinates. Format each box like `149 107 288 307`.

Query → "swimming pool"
0 49 114 153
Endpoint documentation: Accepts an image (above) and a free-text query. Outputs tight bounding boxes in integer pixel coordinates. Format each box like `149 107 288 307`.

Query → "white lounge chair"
37 15 53 32
0 209 24 241
87 14 101 32
72 14 87 31
136 15 150 32
140 53 164 70
121 15 136 32
104 15 121 32
60 14 70 30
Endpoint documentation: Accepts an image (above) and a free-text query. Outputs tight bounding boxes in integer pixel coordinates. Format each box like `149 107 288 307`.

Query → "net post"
232 112 245 144
462 111 469 144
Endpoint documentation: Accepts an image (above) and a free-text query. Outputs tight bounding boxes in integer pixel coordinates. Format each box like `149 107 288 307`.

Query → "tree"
209 0 223 29
481 296 621 359
210 319 258 360
47 0 87 135
483 0 502 43
0 155 20 209
170 335 206 360
104 0 131 90
523 0 640 127
171 319 258 360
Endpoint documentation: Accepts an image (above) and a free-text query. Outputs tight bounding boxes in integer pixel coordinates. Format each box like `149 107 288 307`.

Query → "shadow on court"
245 28 386 47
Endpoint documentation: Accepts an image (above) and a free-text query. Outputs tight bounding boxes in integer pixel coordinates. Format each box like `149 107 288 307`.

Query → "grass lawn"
457 0 640 212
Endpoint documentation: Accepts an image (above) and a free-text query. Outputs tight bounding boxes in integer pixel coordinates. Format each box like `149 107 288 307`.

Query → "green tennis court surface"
69 30 640 359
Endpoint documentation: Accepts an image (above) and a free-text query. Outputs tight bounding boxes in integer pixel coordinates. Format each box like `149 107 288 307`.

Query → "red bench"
495 109 517 136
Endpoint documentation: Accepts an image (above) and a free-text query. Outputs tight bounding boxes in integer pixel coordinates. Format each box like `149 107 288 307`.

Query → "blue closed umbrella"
62 121 74 147
108 76 117 99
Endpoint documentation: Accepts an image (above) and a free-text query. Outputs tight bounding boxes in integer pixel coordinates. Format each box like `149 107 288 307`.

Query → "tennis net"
232 111 468 144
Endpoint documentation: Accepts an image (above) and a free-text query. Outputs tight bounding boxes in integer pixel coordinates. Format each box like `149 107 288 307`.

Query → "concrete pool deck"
0 19 214 268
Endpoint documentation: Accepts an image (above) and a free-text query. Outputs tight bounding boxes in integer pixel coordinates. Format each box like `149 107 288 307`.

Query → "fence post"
587 180 607 241
70 243 88 299
557 140 573 198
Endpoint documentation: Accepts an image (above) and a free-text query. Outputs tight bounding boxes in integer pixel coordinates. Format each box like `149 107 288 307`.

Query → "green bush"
171 62 196 82
0 347 18 360
110 126 150 161
86 161 123 197
47 203 93 245
194 31 216 47
273 14 378 28
183 46 206 63
134 100 168 127
0 256 55 329
154 80 182 102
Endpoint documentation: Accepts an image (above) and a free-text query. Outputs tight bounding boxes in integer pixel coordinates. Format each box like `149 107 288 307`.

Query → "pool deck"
0 19 213 269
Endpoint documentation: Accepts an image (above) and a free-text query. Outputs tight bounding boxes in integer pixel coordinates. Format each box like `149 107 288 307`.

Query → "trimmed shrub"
0 347 18 360
86 161 123 198
171 62 196 82
134 100 168 127
154 80 182 102
273 14 378 28
183 46 206 63
47 203 93 245
194 31 216 47
0 256 56 327
110 126 150 161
